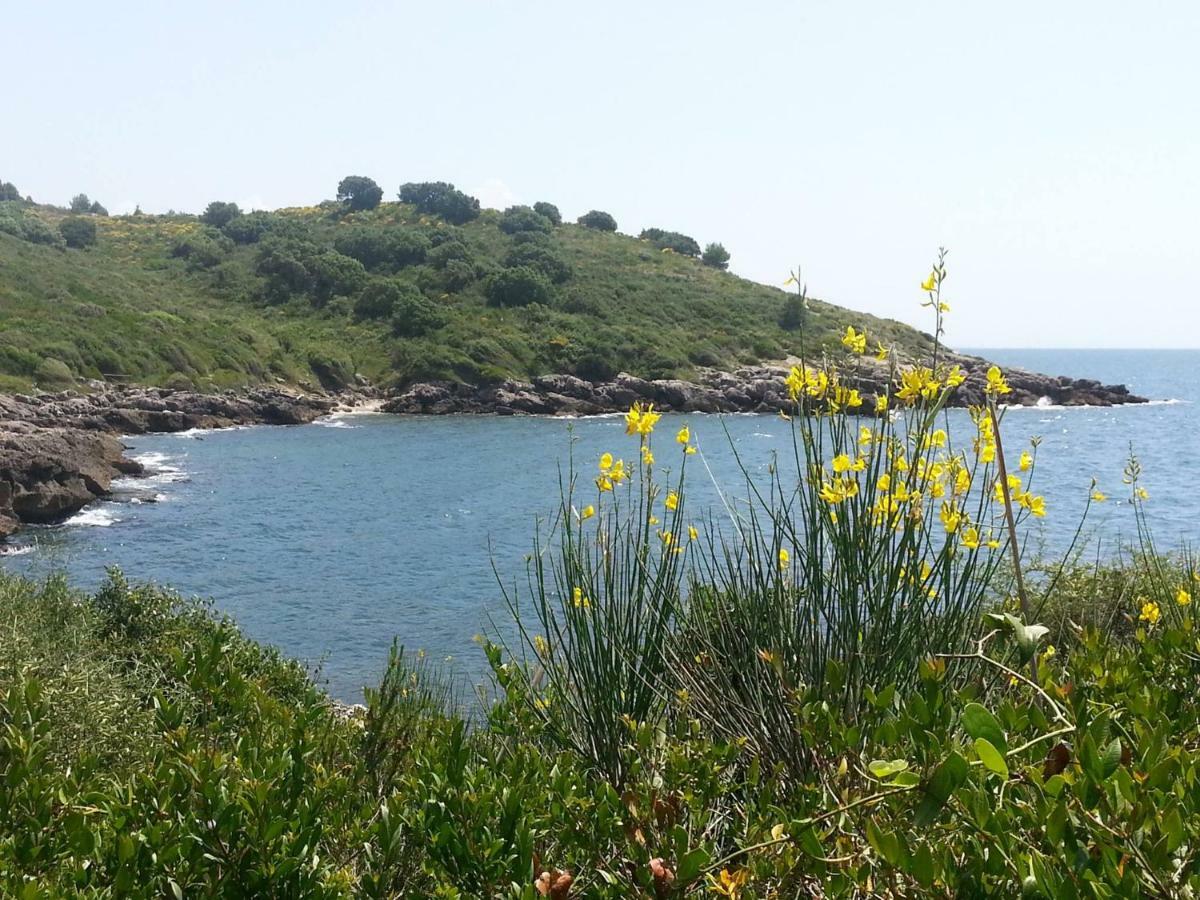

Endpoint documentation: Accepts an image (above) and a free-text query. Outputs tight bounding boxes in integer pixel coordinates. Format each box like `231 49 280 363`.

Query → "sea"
3 349 1196 700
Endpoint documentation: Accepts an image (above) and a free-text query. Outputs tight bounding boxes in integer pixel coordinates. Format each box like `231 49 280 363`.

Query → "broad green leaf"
975 738 1009 778
1100 739 1123 780
675 847 710 882
868 758 910 779
866 819 908 867
961 702 1007 753
915 751 969 826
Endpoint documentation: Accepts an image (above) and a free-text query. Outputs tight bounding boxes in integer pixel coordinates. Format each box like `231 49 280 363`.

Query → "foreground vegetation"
4 262 1198 897
0 176 932 393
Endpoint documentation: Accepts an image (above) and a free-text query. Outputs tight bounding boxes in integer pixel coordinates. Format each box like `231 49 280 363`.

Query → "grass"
0 197 933 392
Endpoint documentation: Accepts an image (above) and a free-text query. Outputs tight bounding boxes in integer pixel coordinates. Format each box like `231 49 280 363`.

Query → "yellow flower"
984 366 1011 397
625 403 661 436
832 454 852 474
1136 486 1149 501
875 393 889 414
596 475 613 492
580 505 595 521
1091 490 1107 502
921 272 937 292
1177 587 1192 606
778 548 790 570
961 526 981 550
876 472 891 492
1019 451 1033 472
641 445 655 466
599 452 613 472
685 446 697 455
841 325 867 354
659 530 674 546
534 635 549 654
945 365 966 387
710 867 749 898
610 459 628 484
875 342 889 361
939 501 962 534
665 491 679 511
1042 644 1056 661
1138 597 1161 625
688 524 699 541
573 587 591 609
676 424 690 445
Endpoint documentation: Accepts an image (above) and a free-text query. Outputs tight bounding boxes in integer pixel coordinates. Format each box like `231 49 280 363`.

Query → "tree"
336 176 384 212
499 205 552 235
504 243 572 284
702 242 731 270
426 240 473 271
577 210 617 232
398 182 481 224
200 201 242 228
483 266 555 307
69 194 92 213
391 286 447 337
89 201 108 216
223 211 279 244
59 216 97 249
532 201 562 226
0 182 22 202
780 294 806 331
640 227 700 257
306 251 368 306
354 279 404 320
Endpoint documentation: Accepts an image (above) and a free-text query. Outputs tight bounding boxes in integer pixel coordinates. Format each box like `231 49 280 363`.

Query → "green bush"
199 201 241 227
503 242 572 284
336 175 384 211
0 181 20 202
306 251 368 306
577 209 617 231
398 181 480 224
391 285 446 337
701 242 731 269
69 193 93 213
498 205 552 235
640 227 700 257
59 216 97 249
34 356 74 387
222 210 279 244
532 201 562 225
483 265 554 307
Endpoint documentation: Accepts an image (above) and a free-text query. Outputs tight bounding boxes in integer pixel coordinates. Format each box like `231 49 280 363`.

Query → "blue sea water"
3 349 1197 700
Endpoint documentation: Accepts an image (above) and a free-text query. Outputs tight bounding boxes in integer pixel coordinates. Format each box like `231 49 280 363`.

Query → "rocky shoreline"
0 358 1147 540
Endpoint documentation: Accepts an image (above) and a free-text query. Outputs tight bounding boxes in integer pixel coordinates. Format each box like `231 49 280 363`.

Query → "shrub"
200 201 241 228
503 243 572 284
498 205 552 235
334 226 429 270
391 286 446 337
59 216 97 249
398 181 480 224
702 242 730 270
69 193 92 213
640 227 701 257
90 201 108 216
354 279 404 320
577 209 617 231
0 181 20 202
306 251 368 306
254 237 314 302
440 259 476 292
222 210 278 244
426 239 473 271
532 201 562 226
34 356 74 387
483 266 554 307
336 175 384 212
780 293 805 331
17 216 64 248
171 232 228 270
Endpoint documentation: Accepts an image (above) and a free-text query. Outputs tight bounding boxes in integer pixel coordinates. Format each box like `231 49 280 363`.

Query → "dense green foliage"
576 209 617 232
0 190 932 393
336 176 384 212
58 216 97 249
639 228 701 258
702 242 731 270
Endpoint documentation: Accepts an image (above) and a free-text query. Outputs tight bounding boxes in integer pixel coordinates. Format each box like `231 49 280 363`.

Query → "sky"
5 0 1198 348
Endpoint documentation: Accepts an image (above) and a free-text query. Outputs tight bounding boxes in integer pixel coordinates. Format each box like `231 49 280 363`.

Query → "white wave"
315 417 361 429
127 452 188 484
0 544 34 556
64 507 120 527
170 425 251 438
1001 397 1186 412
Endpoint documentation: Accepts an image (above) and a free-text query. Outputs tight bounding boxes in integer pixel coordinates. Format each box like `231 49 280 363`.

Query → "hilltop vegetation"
0 176 933 393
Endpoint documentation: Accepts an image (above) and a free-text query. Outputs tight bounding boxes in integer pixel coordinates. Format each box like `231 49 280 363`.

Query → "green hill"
0 184 934 393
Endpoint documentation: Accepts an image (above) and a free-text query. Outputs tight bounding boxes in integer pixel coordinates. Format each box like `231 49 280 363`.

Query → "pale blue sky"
7 1 1198 347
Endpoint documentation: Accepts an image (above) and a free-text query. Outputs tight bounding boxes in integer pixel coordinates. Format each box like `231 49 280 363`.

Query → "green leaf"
1162 808 1185 852
868 758 910 779
1100 739 1123 780
911 843 936 886
675 847 710 882
866 819 908 867
974 738 1009 778
961 703 1007 753
915 751 969 826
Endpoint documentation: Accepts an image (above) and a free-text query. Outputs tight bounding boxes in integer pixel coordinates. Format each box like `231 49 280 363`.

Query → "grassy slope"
0 201 934 392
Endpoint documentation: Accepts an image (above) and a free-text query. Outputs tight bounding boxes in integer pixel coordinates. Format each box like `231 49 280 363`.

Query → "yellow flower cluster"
991 474 1046 517
985 366 1011 397
841 325 867 354
625 403 661 437
784 364 864 412
1138 597 1161 625
596 453 628 492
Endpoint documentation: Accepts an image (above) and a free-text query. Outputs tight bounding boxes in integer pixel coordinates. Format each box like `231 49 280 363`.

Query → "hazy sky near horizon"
6 1 1198 348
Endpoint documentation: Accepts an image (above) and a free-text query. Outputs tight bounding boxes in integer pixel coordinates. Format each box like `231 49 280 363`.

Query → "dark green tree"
577 210 617 232
89 201 108 216
336 176 384 212
306 251 368 306
483 266 555 307
640 228 700 257
200 201 242 228
59 216 97 249
391 285 447 337
532 202 562 226
504 243 572 284
780 294 806 331
354 279 404 320
398 182 480 224
69 193 92 213
499 205 552 235
701 242 731 270
0 182 20 202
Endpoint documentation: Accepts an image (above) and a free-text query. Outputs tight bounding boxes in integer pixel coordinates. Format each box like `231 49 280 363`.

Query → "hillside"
0 184 935 393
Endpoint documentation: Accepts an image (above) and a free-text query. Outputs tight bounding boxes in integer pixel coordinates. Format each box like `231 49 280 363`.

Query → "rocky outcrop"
0 385 341 435
383 354 1147 417
0 424 142 539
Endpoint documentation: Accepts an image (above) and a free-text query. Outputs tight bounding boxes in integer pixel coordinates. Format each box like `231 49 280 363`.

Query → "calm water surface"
4 349 1197 699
